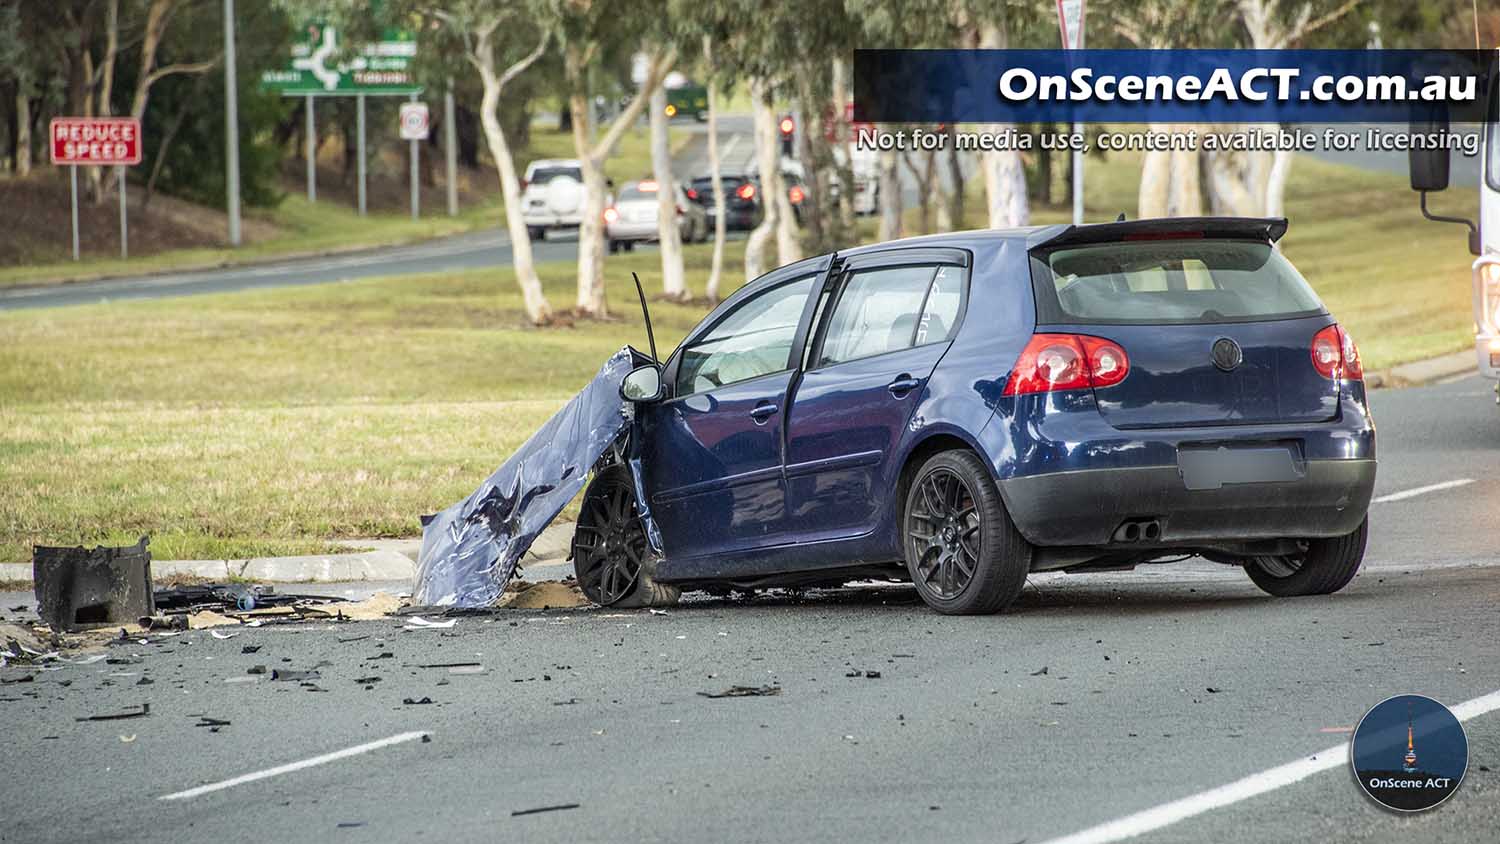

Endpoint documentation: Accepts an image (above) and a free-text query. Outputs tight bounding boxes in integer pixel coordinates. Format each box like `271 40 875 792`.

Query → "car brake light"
1121 231 1204 241
737 183 756 201
603 207 619 223
1310 324 1362 380
685 188 698 200
788 185 805 204
779 117 795 136
1002 333 1131 396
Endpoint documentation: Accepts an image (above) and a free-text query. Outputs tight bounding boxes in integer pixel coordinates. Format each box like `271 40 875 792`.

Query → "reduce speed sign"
399 102 430 140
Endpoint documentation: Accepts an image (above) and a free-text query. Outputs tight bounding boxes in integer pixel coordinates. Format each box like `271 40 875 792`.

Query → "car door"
782 248 969 543
637 266 826 562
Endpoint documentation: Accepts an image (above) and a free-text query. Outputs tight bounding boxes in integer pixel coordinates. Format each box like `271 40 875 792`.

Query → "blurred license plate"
1177 445 1302 491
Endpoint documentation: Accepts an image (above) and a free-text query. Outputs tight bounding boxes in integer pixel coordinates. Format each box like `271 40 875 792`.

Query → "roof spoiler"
1030 217 1288 250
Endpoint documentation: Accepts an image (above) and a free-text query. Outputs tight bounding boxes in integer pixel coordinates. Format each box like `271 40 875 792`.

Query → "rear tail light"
1003 333 1131 396
603 207 619 223
788 185 805 204
1310 324 1362 380
736 183 756 201
685 187 699 200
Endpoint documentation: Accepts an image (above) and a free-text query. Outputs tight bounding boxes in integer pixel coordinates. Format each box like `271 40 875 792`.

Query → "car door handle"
749 402 779 422
888 375 921 397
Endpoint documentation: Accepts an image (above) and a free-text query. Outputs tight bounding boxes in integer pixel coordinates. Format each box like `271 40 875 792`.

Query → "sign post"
261 24 421 214
1057 0 1085 225
444 82 458 217
399 99 429 221
305 94 316 202
224 0 241 246
50 116 142 262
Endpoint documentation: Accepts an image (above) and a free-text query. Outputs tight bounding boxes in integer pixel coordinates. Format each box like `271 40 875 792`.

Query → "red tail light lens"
736 183 756 201
1003 333 1130 396
788 185 805 204
1310 324 1362 380
603 207 619 223
685 187 699 200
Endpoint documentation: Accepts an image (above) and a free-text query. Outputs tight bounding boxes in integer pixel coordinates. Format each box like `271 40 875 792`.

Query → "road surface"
2 373 1498 844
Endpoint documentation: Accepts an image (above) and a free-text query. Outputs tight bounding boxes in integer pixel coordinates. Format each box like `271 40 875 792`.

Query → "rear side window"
1031 239 1325 325
818 264 959 367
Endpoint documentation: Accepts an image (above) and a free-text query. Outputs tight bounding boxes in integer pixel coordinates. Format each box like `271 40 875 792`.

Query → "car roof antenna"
631 272 660 363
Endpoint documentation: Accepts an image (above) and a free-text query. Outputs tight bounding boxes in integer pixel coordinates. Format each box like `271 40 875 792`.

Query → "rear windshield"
529 166 581 185
1030 239 1325 325
618 183 660 200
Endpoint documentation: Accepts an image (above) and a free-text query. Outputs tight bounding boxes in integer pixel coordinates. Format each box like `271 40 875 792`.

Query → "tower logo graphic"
1351 694 1467 812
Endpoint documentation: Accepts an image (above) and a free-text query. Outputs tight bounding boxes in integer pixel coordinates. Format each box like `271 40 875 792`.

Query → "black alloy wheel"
907 467 982 599
574 469 650 606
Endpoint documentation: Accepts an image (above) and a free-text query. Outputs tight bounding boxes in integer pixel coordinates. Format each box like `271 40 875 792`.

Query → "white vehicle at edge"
1411 50 1500 404
520 159 597 240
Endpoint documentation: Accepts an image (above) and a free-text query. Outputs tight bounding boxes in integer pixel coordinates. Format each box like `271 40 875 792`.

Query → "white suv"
521 159 591 240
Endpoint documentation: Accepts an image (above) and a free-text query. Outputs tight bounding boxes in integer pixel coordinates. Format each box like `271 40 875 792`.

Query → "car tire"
608 239 621 254
902 449 1031 615
1244 517 1368 597
527 226 544 242
573 466 680 609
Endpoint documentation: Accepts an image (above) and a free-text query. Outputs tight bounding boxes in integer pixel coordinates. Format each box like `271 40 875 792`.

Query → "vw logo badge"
1211 337 1243 372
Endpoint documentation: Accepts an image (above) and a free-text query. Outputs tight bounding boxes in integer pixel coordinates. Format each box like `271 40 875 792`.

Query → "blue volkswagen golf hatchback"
572 217 1377 614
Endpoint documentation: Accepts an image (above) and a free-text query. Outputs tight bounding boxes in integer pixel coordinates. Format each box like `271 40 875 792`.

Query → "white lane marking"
721 134 742 165
158 731 429 801
1371 478 1475 504
1037 688 1500 844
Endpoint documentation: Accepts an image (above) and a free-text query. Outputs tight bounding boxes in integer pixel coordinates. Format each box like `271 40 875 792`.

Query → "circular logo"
1351 694 1468 812
1211 337 1242 371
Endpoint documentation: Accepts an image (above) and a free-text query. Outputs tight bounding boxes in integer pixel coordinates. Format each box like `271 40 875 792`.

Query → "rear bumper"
607 220 660 241
1000 458 1376 546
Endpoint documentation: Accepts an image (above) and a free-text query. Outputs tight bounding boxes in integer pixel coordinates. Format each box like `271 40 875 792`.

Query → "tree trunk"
567 43 674 318
1166 129 1203 217
1138 123 1171 218
1263 144 1293 219
744 78 779 282
475 28 551 325
878 148 902 242
978 22 1027 229
756 91 800 265
14 92 30 177
650 84 688 300
703 37 727 303
830 56 856 233
944 129 964 230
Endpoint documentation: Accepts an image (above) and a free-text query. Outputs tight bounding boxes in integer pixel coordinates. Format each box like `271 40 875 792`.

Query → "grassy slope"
0 152 1478 562
0 121 680 288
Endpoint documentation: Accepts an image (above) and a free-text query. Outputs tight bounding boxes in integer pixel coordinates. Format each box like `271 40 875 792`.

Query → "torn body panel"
412 347 658 607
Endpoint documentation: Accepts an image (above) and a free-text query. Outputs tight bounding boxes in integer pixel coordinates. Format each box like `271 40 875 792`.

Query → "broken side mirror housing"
621 365 663 403
1408 118 1451 192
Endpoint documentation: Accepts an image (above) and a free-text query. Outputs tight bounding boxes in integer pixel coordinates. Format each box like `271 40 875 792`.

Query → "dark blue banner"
853 49 1497 123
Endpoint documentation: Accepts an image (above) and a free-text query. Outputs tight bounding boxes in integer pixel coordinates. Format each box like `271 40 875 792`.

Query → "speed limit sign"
399 102 429 140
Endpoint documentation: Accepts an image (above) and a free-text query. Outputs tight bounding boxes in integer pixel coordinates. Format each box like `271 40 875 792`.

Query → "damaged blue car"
577 217 1377 614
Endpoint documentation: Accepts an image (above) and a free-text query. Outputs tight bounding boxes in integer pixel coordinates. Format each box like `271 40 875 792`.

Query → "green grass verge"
0 151 1478 562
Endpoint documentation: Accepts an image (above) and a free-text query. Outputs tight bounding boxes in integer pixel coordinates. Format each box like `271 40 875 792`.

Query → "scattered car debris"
210 630 239 640
193 716 231 729
403 616 457 630
241 645 261 654
698 685 782 699
76 703 150 721
412 347 659 607
511 803 580 817
1031 666 1049 676
271 668 321 682
402 696 434 705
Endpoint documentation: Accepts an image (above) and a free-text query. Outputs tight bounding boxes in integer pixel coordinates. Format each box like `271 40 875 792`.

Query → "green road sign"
261 23 420 96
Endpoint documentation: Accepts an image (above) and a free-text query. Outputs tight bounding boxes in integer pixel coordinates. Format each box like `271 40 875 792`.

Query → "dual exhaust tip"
1113 518 1162 543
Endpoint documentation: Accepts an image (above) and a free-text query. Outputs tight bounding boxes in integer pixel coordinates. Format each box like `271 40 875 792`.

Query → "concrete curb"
1369 349 1474 389
0 522 577 585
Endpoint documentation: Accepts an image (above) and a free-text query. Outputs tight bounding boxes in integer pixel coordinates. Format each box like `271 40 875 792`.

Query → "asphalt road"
2 373 1498 844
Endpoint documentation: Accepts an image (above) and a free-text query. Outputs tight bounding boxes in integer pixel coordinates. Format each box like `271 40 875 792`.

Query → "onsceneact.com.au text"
997 67 1480 104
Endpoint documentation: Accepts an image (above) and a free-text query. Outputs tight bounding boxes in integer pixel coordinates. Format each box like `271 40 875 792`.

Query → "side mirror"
1409 119 1451 192
620 365 663 403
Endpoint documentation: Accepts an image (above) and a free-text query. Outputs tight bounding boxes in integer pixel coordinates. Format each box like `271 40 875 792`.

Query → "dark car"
573 218 1377 615
687 173 763 231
